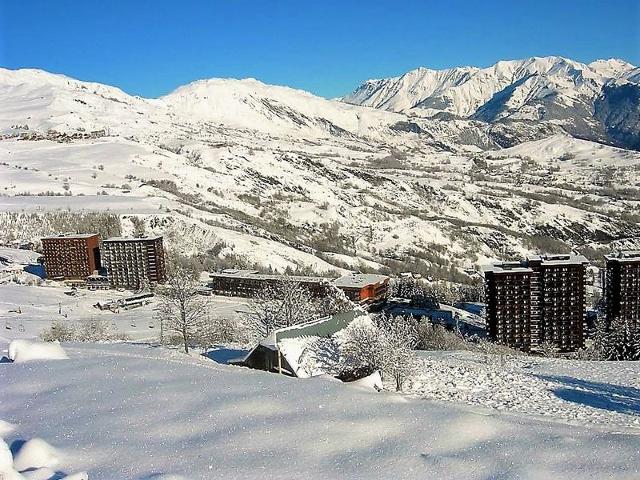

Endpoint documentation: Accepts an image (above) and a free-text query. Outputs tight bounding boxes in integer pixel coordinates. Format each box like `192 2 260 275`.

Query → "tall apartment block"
604 251 640 329
102 236 166 290
485 254 588 353
41 233 101 280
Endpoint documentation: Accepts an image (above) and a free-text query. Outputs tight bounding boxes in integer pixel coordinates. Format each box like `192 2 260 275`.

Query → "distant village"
4 232 639 362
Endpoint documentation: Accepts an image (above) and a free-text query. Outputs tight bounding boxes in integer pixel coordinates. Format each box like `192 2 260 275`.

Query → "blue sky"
1 0 638 98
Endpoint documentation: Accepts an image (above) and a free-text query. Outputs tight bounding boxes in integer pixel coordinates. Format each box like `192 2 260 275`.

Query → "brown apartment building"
102 236 166 290
604 251 640 329
485 254 588 353
41 233 101 280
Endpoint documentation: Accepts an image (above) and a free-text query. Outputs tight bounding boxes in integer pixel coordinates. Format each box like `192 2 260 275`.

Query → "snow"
1 64 639 276
410 350 640 430
8 339 68 362
1 342 640 479
344 56 636 118
0 248 41 266
0 283 249 344
0 438 12 471
348 370 383 390
12 438 60 472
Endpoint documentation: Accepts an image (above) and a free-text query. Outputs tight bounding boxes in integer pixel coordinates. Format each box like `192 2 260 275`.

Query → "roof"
332 273 389 288
103 236 163 242
484 261 533 274
486 254 589 273
260 310 360 348
605 251 640 262
529 253 589 266
210 270 330 284
42 233 99 240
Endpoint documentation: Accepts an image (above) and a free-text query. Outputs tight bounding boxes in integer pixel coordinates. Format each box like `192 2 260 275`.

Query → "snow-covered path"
1 343 639 479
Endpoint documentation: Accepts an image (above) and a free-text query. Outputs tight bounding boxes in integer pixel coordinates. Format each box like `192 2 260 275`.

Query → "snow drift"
8 340 69 363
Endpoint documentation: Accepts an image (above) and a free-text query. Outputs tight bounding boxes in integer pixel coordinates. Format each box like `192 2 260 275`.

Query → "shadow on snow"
202 346 249 365
536 374 640 416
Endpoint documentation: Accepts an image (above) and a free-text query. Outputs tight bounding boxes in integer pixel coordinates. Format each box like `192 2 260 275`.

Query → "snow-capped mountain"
343 56 640 150
0 65 639 278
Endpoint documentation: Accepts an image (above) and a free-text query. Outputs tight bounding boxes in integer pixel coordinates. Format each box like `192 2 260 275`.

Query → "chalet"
233 310 361 377
332 273 390 302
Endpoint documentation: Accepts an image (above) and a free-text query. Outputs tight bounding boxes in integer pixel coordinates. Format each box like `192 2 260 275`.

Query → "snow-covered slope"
343 56 639 149
0 66 639 277
162 78 403 138
1 341 639 479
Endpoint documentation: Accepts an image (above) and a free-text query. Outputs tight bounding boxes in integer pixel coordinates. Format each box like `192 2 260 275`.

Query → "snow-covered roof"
42 233 98 240
245 310 365 377
332 273 389 288
484 262 533 274
527 253 589 266
211 270 329 284
103 236 163 242
605 251 640 262
486 254 589 273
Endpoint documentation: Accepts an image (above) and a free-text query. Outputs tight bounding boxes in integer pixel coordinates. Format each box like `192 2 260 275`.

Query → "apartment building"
41 233 101 280
485 254 588 353
604 251 640 329
102 236 166 290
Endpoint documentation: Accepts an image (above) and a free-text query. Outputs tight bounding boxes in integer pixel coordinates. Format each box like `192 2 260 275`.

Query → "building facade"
209 270 332 297
604 251 640 329
102 236 166 290
41 233 101 280
209 270 389 303
485 254 588 353
332 274 390 302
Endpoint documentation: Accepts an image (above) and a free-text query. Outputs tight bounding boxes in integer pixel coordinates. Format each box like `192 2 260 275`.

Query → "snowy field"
410 351 640 430
1 342 640 480
0 283 250 343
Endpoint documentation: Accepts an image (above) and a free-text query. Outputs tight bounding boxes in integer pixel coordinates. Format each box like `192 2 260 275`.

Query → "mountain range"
343 56 640 150
0 56 639 279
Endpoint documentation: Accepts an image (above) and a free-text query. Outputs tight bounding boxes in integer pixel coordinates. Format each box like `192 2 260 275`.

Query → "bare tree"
157 262 209 353
377 315 419 391
340 319 387 373
315 283 355 318
537 340 559 358
246 278 317 337
339 314 419 391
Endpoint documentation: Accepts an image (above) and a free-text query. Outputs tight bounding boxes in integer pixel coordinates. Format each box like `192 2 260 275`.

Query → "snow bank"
12 438 60 472
2 342 639 479
0 420 15 437
0 468 25 480
0 438 13 472
348 370 383 391
8 340 68 363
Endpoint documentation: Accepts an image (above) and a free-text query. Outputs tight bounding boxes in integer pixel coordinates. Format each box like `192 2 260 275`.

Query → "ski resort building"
209 270 389 302
604 251 640 329
102 236 166 290
41 233 101 280
485 254 588 353
332 273 390 302
209 270 332 297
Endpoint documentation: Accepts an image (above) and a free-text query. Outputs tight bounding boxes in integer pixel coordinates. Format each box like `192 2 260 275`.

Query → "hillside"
0 66 639 278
